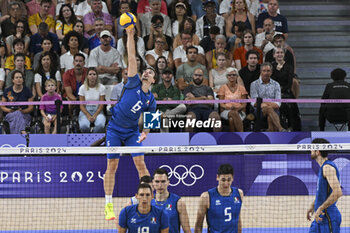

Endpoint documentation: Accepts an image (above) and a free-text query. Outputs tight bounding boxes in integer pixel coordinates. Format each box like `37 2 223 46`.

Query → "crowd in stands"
0 0 306 134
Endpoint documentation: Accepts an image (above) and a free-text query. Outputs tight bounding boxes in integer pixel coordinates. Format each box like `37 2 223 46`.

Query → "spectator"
111 0 137 19
60 31 88 73
234 29 263 70
168 0 192 20
225 0 255 42
76 0 109 19
56 4 77 41
1 2 30 39
171 2 187 37
115 1 141 40
176 46 208 92
72 20 90 55
239 49 260 93
28 0 55 35
88 18 116 51
151 67 187 132
83 0 113 38
227 21 246 52
56 0 81 17
319 68 350 131
29 22 60 57
110 67 128 101
145 36 174 69
199 25 220 54
206 35 233 70
143 15 172 51
154 56 168 84
5 53 34 93
117 28 146 68
184 67 221 132
5 39 32 75
62 53 87 101
5 20 30 56
0 0 27 23
218 67 247 132
39 79 63 134
26 0 56 17
255 17 282 56
173 17 200 49
33 37 59 71
140 0 171 38
195 0 224 41
88 30 122 85
0 64 6 96
1 70 34 134
137 0 168 18
220 0 260 19
191 0 219 21
173 31 206 68
78 67 106 133
209 53 229 94
250 62 285 132
34 51 62 99
257 0 288 38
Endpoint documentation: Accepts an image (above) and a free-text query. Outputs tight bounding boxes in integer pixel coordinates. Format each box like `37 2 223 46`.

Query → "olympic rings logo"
160 164 204 186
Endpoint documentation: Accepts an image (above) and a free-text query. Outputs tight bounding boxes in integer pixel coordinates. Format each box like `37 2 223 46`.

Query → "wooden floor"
0 196 349 230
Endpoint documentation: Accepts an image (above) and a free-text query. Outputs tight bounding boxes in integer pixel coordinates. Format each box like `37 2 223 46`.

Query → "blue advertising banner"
0 132 350 198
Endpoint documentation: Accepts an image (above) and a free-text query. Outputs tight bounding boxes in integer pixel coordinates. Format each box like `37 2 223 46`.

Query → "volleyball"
119 12 137 29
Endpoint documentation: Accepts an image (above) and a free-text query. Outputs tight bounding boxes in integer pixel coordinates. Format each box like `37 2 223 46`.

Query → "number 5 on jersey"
224 207 232 222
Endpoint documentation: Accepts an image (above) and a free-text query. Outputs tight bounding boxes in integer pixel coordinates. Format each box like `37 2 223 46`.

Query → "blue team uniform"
151 193 181 233
207 187 242 233
119 204 169 233
106 74 156 159
309 160 341 233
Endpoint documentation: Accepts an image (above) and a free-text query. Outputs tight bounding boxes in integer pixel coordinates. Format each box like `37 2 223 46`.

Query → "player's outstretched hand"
314 207 324 223
137 131 148 143
306 206 314 221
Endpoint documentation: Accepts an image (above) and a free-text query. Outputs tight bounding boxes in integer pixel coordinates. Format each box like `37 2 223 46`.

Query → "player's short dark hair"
74 53 85 61
153 168 169 179
331 68 347 81
245 49 260 60
312 138 330 158
140 175 152 184
186 45 198 54
218 164 234 176
137 183 153 194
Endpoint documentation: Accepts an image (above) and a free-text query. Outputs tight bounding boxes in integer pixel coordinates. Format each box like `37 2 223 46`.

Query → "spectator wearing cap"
167 0 192 20
140 0 171 38
144 15 173 51
88 18 116 51
88 30 122 85
151 67 187 132
83 0 113 38
60 31 89 74
28 0 56 35
171 2 187 37
29 22 60 57
195 0 224 41
191 0 219 21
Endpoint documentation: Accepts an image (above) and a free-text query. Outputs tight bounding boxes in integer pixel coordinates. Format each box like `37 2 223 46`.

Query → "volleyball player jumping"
104 27 157 221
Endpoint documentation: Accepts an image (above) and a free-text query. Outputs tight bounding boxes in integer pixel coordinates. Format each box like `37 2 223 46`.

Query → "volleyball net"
0 133 349 233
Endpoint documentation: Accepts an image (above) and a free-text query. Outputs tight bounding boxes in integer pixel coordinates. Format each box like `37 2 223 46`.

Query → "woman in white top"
78 67 106 133
209 53 229 94
171 2 187 37
145 36 173 69
34 52 62 99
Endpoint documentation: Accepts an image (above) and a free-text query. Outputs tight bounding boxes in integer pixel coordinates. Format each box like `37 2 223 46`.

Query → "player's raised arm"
125 27 137 77
194 191 209 233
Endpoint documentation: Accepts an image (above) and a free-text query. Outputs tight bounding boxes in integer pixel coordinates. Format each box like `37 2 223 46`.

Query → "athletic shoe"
105 203 116 220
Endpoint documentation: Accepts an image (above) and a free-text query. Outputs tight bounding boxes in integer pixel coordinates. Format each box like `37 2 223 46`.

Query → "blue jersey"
314 160 341 225
151 193 181 233
207 187 242 233
109 74 156 132
119 204 169 233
